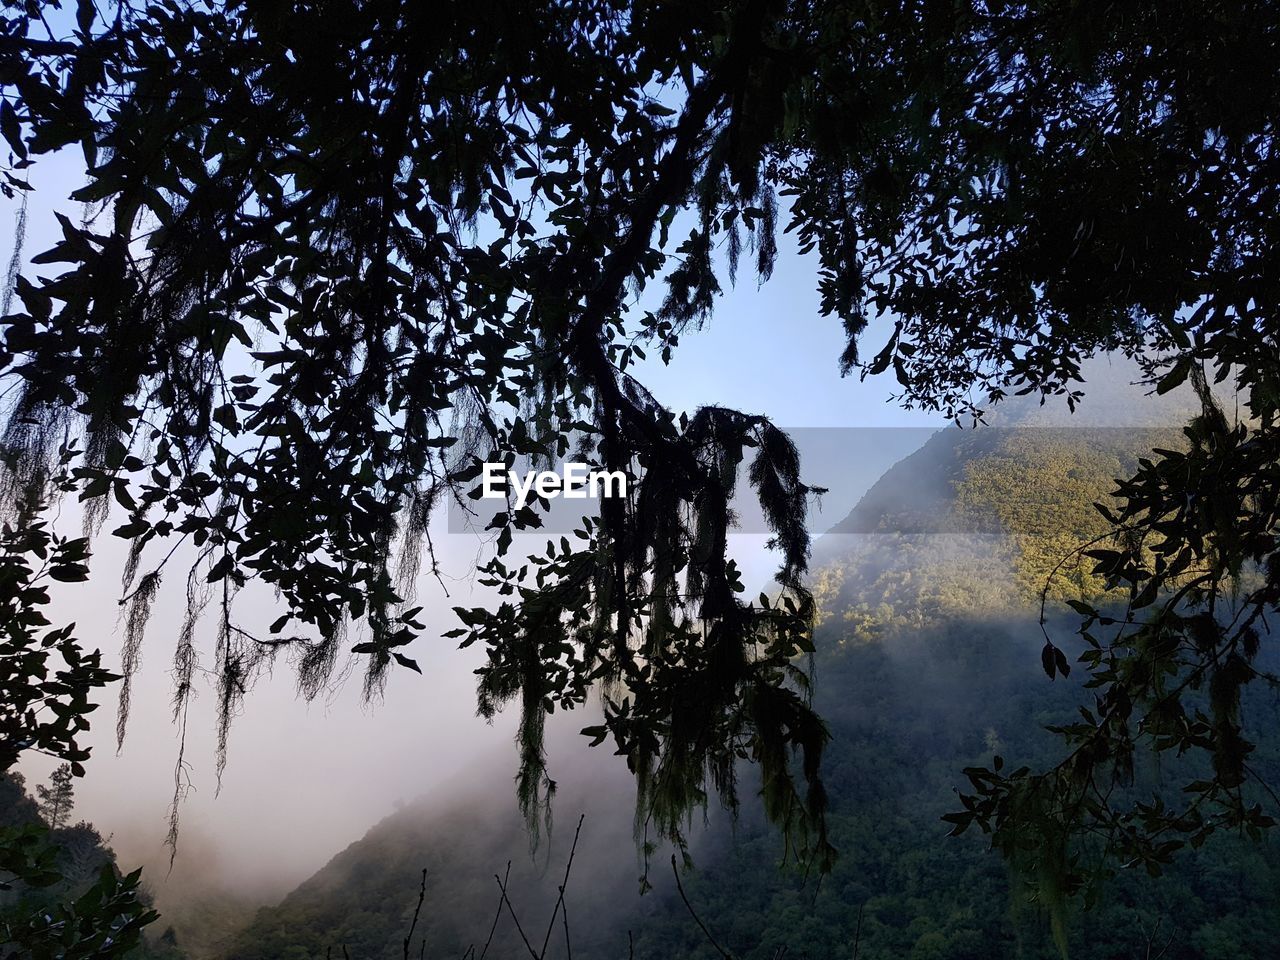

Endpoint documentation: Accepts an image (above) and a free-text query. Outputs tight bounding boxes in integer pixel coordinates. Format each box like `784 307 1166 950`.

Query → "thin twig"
494 862 540 960
404 868 428 960
539 813 585 958
477 862 510 960
671 854 734 960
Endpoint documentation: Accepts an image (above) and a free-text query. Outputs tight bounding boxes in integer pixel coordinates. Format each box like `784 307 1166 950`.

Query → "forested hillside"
630 418 1280 960
221 413 1280 960
221 778 641 960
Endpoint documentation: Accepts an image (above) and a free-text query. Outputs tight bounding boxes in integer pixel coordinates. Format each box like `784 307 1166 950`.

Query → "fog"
15 434 925 902
19 514 511 896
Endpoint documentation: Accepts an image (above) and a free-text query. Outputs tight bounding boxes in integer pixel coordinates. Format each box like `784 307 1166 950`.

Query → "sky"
2 136 944 900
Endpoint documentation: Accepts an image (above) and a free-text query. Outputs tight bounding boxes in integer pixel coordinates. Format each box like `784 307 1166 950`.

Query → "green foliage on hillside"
629 621 1280 960
629 421 1280 959
953 428 1184 604
814 425 1188 633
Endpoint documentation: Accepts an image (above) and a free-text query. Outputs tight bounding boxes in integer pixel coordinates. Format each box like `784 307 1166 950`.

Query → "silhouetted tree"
35 764 74 830
1 0 1278 907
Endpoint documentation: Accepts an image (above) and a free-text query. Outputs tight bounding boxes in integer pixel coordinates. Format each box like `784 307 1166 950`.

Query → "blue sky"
634 231 943 431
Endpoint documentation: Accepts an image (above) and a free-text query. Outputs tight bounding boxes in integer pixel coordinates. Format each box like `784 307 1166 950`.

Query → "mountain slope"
223 751 646 960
